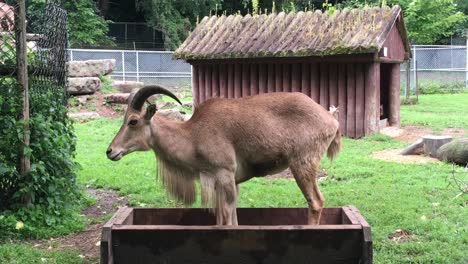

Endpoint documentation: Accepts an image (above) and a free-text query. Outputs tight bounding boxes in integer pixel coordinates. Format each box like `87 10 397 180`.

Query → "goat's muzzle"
106 148 124 161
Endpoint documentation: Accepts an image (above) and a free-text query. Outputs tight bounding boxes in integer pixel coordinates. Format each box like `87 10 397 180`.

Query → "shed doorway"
379 64 392 129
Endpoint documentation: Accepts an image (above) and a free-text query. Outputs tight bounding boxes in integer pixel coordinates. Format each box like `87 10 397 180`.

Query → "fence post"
15 0 31 204
465 34 468 88
405 60 410 100
122 51 126 81
412 46 417 94
70 49 73 61
136 51 140 82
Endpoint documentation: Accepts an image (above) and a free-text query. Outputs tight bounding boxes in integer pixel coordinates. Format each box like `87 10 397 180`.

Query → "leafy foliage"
136 0 222 50
27 0 113 48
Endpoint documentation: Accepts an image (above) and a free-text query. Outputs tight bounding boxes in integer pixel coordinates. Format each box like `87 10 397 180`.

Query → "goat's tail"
327 129 341 161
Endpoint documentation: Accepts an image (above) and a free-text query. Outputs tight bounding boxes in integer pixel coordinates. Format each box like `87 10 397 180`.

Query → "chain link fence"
69 49 192 88
1 0 74 209
401 44 467 95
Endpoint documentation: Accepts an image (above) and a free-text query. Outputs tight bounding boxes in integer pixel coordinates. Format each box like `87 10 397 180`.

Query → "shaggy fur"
107 85 341 225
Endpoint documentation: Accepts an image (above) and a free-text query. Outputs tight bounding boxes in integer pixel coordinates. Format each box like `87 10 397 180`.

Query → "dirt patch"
372 149 440 164
388 229 416 243
382 126 467 143
32 188 128 263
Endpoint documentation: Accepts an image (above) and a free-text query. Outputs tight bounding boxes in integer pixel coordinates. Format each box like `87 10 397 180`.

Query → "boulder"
68 112 100 120
157 109 185 122
437 138 468 165
68 77 101 95
68 59 116 77
112 81 144 93
104 93 130 104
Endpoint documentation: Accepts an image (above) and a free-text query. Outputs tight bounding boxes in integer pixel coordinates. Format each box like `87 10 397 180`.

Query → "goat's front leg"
214 169 238 225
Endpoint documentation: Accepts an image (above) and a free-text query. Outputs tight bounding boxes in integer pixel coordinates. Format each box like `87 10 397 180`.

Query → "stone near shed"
437 138 468 165
68 112 100 120
104 93 130 104
68 77 101 95
68 59 116 77
112 81 144 93
157 109 185 122
422 135 453 158
159 101 178 110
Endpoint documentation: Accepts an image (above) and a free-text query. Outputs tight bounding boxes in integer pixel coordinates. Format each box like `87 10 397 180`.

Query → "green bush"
419 81 466 94
0 80 82 239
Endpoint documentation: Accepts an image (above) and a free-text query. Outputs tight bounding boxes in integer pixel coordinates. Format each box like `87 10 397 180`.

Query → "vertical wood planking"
364 62 379 135
227 64 234 99
242 64 250 97
275 64 282 92
319 63 329 109
258 64 267 94
301 63 310 96
250 64 259 96
198 64 206 104
282 64 291 92
337 64 347 134
355 64 365 138
388 63 401 126
310 63 320 102
329 63 338 108
346 64 356 138
267 64 275 93
205 65 212 100
234 64 242 98
291 63 301 92
192 65 199 106
219 64 227 98
212 65 219 98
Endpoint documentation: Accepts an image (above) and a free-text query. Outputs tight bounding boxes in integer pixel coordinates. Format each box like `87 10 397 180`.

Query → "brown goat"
107 85 341 225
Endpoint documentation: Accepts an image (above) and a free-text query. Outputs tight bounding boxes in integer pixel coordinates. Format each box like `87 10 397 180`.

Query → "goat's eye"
128 119 138 126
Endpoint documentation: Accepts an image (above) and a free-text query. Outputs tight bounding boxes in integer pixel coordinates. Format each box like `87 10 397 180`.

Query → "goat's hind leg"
290 160 325 225
214 169 238 225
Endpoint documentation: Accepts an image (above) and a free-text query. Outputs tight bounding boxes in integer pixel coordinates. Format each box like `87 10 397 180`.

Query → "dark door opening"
379 64 392 128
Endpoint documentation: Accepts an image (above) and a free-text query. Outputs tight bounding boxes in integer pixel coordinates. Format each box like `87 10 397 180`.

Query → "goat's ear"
144 104 157 120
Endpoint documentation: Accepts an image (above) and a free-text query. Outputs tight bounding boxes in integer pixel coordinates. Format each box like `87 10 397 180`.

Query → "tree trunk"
400 139 424 155
422 136 453 158
99 0 110 17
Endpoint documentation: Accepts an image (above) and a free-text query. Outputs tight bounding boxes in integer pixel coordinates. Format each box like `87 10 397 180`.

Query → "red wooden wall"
192 61 385 139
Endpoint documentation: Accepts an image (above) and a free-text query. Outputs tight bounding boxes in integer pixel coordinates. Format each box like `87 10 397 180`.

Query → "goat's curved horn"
130 85 182 111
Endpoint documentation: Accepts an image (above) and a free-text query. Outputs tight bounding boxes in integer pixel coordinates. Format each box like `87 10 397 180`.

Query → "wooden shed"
174 6 411 138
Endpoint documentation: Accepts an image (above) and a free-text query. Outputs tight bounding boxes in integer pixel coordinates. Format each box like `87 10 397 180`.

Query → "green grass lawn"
400 93 468 132
1 93 467 263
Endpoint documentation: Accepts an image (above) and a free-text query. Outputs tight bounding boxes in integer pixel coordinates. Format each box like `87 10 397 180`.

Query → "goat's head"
106 85 182 161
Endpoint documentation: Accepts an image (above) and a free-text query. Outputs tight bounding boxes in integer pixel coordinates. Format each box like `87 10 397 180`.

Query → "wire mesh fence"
69 49 192 88
0 0 73 209
401 45 467 95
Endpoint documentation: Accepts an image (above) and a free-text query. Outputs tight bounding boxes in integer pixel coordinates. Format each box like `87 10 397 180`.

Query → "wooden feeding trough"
101 206 372 264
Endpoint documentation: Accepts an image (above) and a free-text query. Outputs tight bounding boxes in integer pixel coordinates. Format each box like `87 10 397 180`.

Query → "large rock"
104 93 130 104
68 59 116 77
68 77 101 95
157 109 185 122
437 138 468 165
112 81 144 93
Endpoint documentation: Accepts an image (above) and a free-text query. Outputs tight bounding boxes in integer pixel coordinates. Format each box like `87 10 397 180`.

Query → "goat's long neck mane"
152 116 197 205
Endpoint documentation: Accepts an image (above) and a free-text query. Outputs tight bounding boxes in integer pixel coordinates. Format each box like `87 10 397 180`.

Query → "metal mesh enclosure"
0 0 71 209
